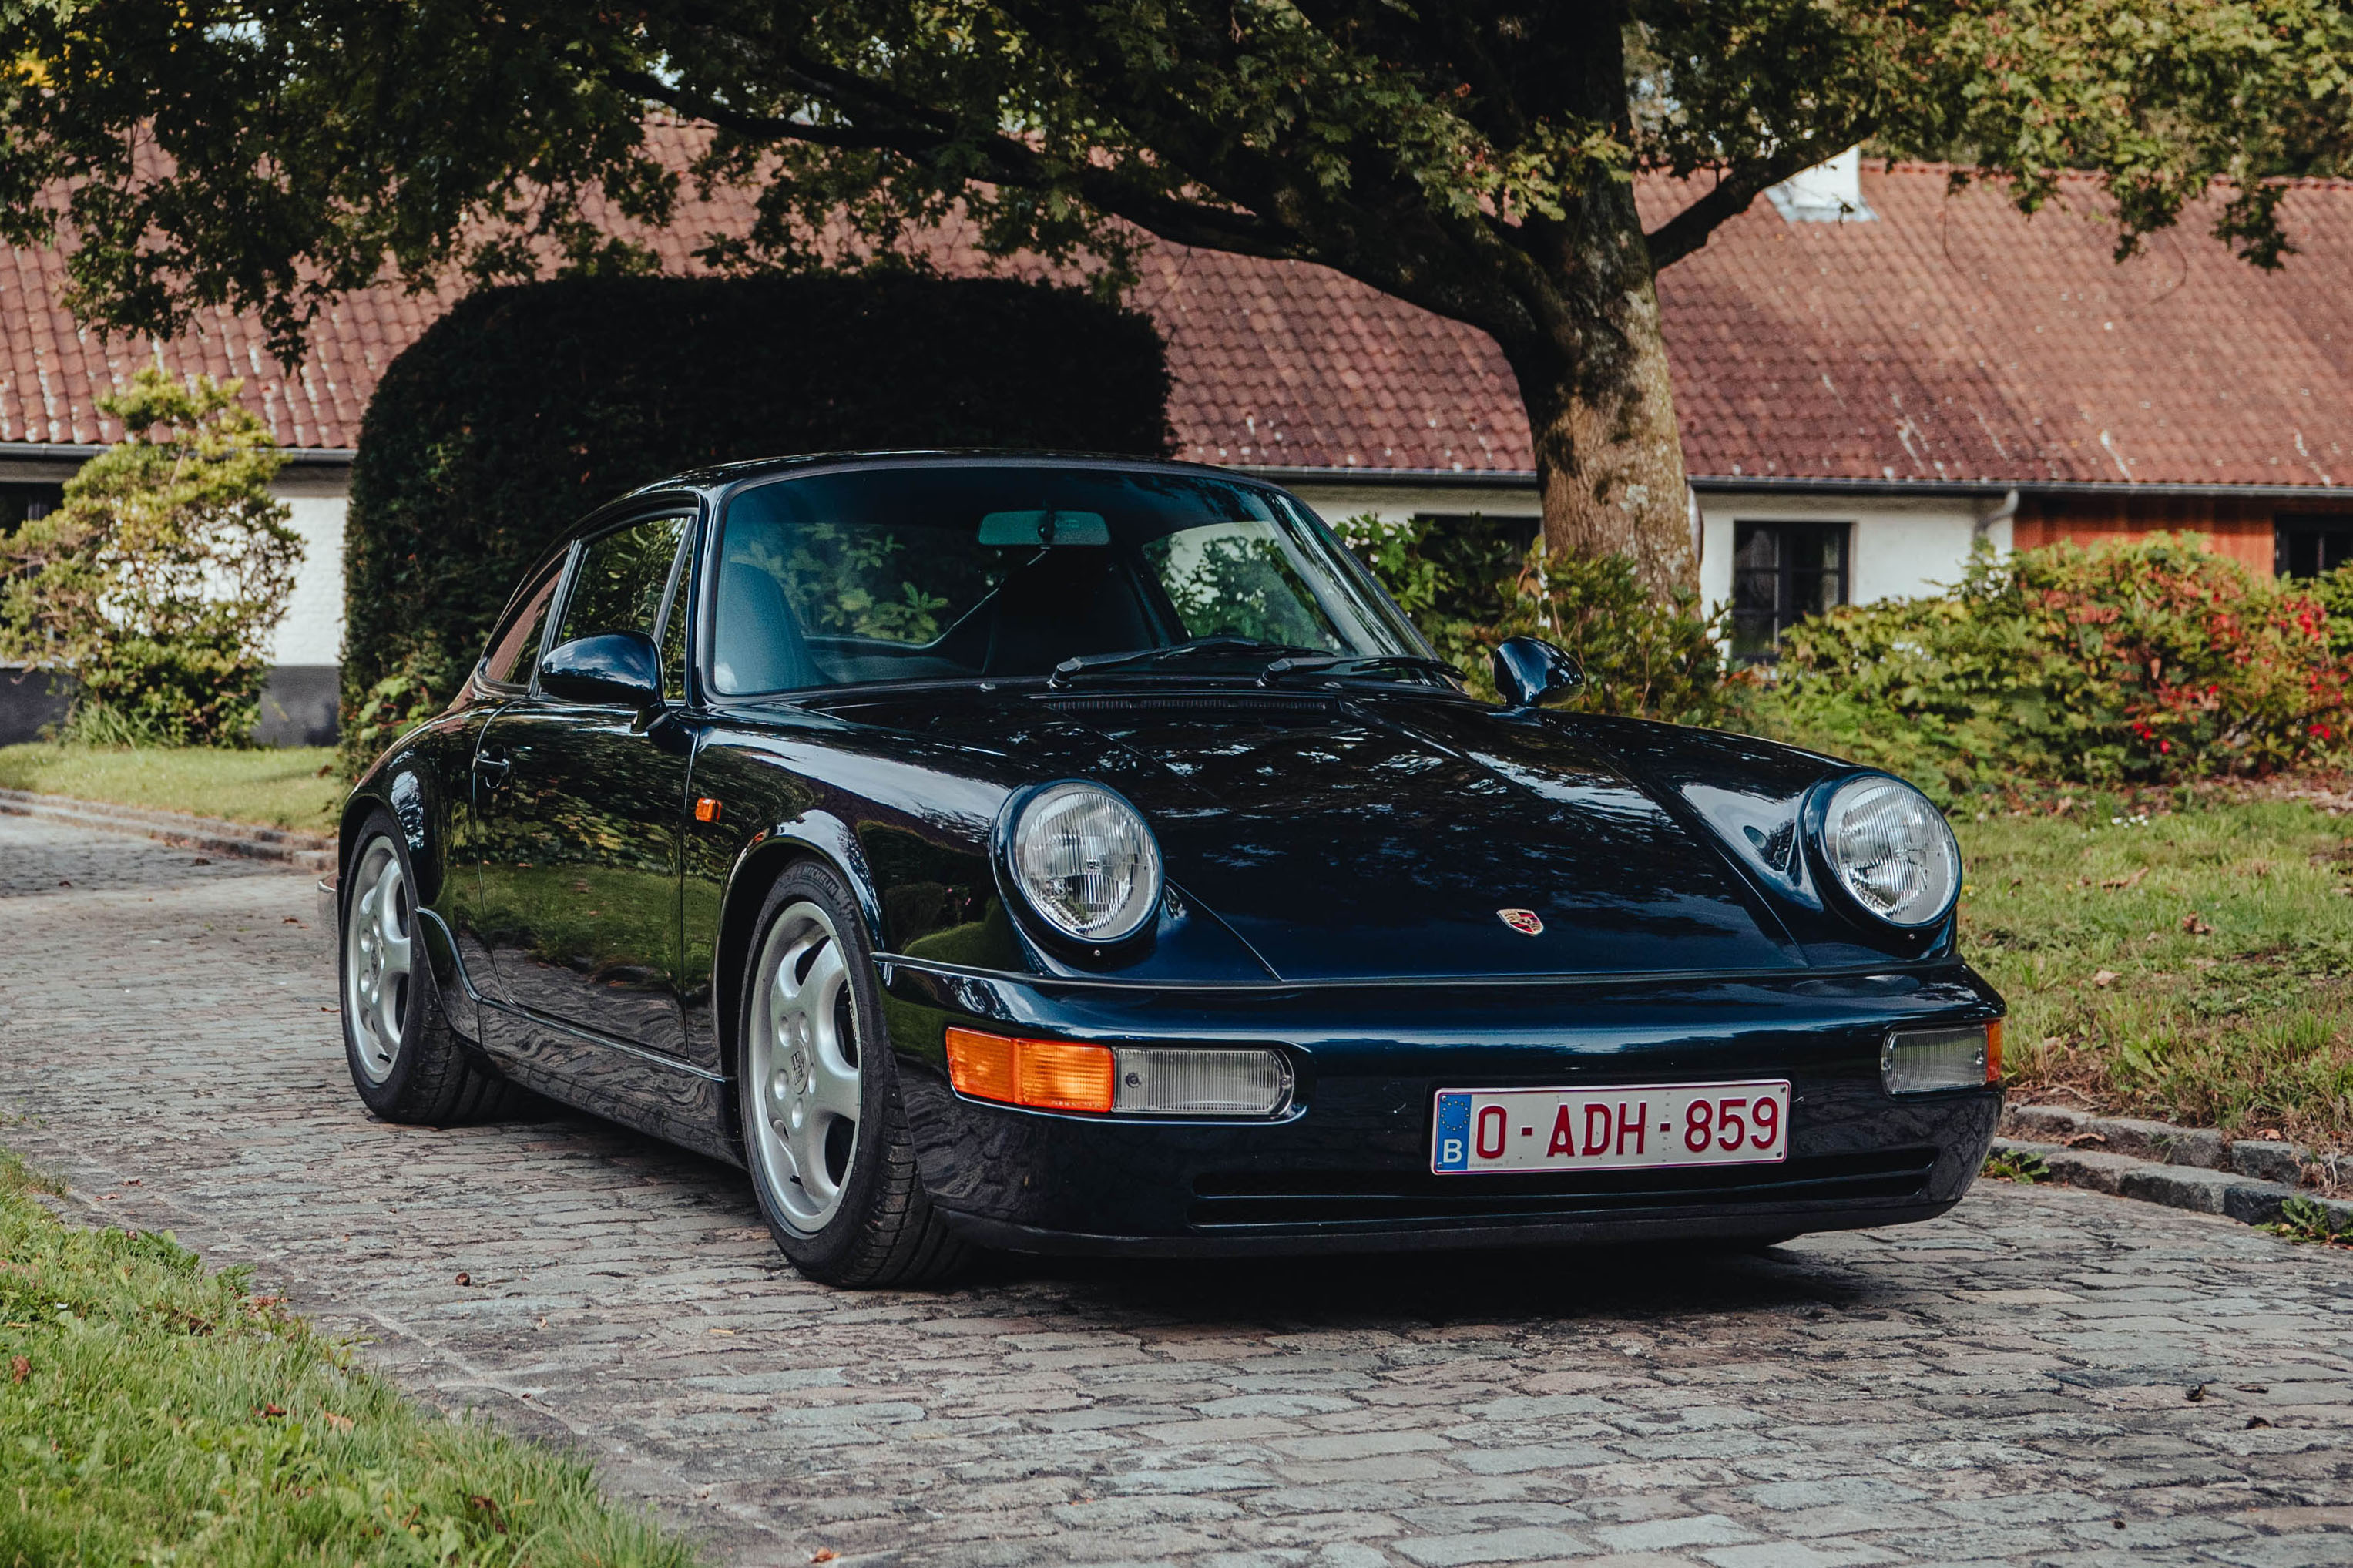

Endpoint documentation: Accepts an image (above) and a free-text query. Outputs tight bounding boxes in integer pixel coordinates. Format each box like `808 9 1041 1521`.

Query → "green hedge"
341 273 1172 758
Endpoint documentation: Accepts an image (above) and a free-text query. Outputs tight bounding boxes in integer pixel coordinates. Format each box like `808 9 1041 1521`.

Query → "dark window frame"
477 546 577 693
1730 520 1851 661
532 511 696 703
2276 514 2353 579
0 482 65 532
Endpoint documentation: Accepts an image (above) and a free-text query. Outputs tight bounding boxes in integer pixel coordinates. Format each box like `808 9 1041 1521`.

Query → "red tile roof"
5 144 2350 492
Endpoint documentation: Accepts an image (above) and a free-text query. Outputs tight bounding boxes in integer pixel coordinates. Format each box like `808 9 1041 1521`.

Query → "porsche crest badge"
1496 908 1544 936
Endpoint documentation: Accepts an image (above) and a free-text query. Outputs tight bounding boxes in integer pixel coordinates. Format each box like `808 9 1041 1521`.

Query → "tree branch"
610 68 1304 260
1643 132 1870 269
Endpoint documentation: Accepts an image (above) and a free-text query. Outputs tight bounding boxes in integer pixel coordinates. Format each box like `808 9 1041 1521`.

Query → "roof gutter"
1687 474 2346 502
1230 464 2347 503
0 442 357 467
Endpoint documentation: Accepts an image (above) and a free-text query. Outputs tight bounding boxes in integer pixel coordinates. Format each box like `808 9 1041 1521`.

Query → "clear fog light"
1113 1047 1293 1116
1882 1022 2000 1095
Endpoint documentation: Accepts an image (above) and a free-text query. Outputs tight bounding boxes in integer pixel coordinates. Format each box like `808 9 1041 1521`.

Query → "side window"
553 517 689 653
481 555 568 687
659 525 697 703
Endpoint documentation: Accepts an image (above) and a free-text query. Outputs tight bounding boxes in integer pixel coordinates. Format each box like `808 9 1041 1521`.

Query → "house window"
0 483 64 532
2277 515 2353 579
1731 522 1849 660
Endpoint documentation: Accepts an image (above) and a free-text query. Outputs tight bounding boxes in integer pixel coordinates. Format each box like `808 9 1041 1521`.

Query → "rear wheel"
739 861 972 1287
340 812 520 1124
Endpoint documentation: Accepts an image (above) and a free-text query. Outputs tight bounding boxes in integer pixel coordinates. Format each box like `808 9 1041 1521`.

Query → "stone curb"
1990 1135 2353 1231
2002 1101 2314 1185
0 787 334 871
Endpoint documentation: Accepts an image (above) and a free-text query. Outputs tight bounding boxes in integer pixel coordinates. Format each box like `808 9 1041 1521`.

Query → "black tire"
339 810 522 1125
737 859 973 1288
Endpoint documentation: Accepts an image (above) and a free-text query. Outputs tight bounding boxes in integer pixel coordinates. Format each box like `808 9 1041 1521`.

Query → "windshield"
707 464 1432 694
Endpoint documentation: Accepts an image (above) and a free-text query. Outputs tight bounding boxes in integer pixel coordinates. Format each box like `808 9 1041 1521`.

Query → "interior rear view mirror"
977 509 1111 547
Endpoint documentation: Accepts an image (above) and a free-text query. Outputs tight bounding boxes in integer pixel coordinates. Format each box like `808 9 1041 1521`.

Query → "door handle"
474 751 512 786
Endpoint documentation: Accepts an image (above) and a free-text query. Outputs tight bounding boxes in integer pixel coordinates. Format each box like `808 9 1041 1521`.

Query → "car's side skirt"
417 904 743 1167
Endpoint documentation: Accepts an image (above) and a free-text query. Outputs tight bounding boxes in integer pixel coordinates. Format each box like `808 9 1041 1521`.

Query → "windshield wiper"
1256 653 1464 687
1047 636 1312 689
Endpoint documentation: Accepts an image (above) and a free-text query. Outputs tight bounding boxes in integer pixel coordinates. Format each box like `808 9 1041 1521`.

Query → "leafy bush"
0 370 301 745
1494 546 1731 724
343 272 1171 772
1747 537 2353 794
2308 562 2353 662
1337 513 1728 721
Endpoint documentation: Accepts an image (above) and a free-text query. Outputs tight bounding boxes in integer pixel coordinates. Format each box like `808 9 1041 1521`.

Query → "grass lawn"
0 742 341 835
1958 787 2353 1153
0 1147 698 1567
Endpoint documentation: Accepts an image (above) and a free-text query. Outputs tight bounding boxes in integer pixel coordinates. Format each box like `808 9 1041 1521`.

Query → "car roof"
617 448 1274 507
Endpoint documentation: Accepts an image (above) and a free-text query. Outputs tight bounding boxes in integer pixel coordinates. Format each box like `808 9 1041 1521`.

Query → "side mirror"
1491 636 1585 710
539 630 660 707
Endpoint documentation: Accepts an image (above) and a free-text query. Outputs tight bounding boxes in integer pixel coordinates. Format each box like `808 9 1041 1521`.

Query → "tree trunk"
1504 180 1697 599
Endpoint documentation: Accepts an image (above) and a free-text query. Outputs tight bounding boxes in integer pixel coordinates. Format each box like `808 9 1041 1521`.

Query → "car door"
471 512 697 1072
445 548 571 996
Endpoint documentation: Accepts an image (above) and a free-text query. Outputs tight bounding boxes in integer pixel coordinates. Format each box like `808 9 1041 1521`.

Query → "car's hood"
908 688 1805 983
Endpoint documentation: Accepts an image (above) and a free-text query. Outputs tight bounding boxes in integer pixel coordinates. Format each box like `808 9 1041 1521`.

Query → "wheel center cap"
789 1045 807 1083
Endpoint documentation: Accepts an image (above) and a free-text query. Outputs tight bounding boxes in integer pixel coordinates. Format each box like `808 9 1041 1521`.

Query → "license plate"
1431 1080 1791 1175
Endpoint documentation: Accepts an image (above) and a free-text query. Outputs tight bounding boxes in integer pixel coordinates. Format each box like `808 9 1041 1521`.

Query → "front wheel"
739 861 972 1287
339 812 519 1125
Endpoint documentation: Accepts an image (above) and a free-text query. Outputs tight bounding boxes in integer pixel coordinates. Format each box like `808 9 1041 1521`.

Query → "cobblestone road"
4 814 2352 1568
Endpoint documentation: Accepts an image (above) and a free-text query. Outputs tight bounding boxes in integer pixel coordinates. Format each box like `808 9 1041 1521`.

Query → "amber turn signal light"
944 1027 1116 1113
1986 1017 2005 1083
693 797 722 823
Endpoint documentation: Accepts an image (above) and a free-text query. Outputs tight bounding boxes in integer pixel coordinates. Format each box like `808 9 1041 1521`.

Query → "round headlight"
1007 782 1163 945
1819 776 1962 928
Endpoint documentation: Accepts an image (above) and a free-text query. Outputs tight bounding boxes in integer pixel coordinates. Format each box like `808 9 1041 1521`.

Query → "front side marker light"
945 1028 1115 1113
946 1029 1292 1117
1882 1023 1998 1096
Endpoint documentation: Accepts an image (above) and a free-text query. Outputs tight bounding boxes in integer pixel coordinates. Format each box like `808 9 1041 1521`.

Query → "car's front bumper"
879 958 2005 1257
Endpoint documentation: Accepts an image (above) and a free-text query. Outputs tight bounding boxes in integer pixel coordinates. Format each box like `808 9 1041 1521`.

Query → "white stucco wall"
265 478 348 666
1277 478 1543 531
1697 490 2012 617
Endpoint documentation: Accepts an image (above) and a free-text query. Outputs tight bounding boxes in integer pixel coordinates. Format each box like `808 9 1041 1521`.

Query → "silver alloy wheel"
344 834 413 1083
747 899 862 1232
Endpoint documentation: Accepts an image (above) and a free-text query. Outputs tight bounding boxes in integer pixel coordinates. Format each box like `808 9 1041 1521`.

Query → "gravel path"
3 814 2351 1568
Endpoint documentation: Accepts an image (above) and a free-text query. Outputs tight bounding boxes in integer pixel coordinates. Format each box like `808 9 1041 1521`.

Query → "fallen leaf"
2193 957 2219 970
283 917 303 925
707 1327 736 1336
2186 1383 2207 1402
2100 868 2148 890
454 1272 472 1286
192 858 211 866
55 879 69 888
324 1412 354 1432
9 1355 27 1384
258 1402 287 1419
2181 913 2215 935
2093 969 2120 988
2247 1416 2273 1429
2043 1035 2066 1049
2064 1133 2109 1148
811 1553 838 1564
